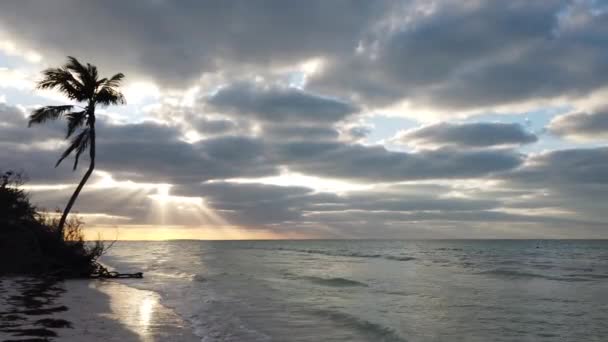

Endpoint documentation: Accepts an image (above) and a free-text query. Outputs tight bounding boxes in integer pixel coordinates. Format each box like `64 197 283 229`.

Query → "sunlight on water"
138 296 156 335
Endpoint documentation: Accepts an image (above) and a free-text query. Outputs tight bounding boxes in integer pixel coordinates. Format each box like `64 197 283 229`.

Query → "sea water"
102 240 608 341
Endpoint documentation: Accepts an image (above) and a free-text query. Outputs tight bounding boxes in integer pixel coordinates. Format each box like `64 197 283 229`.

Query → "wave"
302 276 368 287
193 274 207 282
384 255 416 261
477 268 597 282
277 247 382 258
309 309 406 342
564 273 608 280
273 247 415 262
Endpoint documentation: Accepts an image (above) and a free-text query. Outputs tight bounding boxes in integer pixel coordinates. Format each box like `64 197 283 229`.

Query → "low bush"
0 170 105 277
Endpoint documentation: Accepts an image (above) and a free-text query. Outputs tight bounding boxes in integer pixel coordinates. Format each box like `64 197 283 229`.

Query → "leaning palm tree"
28 56 125 238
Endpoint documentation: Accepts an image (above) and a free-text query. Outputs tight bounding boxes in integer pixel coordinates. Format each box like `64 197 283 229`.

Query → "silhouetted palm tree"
28 56 125 237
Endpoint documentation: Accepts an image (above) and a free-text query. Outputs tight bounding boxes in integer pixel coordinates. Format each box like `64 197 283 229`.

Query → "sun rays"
26 170 230 235
147 184 229 228
91 171 230 228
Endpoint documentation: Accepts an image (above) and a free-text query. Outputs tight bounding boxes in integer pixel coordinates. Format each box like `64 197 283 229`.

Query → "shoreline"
0 277 200 341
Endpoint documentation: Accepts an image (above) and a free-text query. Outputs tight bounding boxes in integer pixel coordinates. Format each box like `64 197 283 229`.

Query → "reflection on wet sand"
94 280 199 341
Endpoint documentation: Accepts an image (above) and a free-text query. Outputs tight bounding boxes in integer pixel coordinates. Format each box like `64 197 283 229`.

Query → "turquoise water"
103 240 608 341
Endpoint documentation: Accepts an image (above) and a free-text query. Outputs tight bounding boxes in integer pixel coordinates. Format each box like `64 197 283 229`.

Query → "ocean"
102 240 608 341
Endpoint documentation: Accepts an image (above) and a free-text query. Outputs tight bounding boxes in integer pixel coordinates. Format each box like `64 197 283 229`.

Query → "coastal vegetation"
0 170 104 276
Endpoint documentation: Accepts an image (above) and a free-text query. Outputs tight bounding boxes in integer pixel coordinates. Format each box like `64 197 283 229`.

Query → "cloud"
0 102 26 125
1 110 279 184
496 147 608 223
341 125 372 143
207 82 358 124
0 103 81 182
170 181 506 229
275 141 524 182
192 117 239 136
0 0 388 87
3 0 606 119
146 103 254 138
548 107 608 140
173 182 314 226
2 0 608 238
502 147 608 187
261 124 340 142
308 193 500 213
310 0 608 114
97 134 279 184
395 122 538 148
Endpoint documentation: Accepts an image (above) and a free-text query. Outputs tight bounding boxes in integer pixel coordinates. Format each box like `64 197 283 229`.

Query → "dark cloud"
306 209 603 228
0 143 89 183
310 0 608 111
1 111 279 184
2 0 607 116
305 193 500 213
97 134 278 184
0 103 86 183
99 123 525 184
549 108 608 140
170 182 505 228
0 103 25 125
261 124 340 142
29 186 153 220
497 147 608 223
192 117 239 136
502 147 608 186
175 182 314 226
396 122 538 148
275 142 524 181
0 0 388 87
0 103 64 144
96 121 182 144
207 82 358 123
147 104 253 137
3 108 525 187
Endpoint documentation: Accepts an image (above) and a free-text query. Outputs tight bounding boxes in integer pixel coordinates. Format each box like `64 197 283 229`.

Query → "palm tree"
28 56 125 238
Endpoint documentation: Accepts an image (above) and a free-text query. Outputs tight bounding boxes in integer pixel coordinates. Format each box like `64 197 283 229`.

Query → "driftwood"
91 262 143 279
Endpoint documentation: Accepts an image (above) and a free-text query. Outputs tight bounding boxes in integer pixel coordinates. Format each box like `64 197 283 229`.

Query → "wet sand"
0 277 200 341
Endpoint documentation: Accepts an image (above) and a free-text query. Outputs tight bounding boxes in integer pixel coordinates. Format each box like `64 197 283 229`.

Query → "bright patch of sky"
363 115 418 150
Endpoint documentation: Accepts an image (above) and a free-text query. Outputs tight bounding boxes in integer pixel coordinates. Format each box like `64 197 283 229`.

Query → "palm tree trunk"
57 124 96 239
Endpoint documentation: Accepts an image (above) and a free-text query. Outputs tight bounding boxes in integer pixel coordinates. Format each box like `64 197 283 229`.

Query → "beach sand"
0 277 200 341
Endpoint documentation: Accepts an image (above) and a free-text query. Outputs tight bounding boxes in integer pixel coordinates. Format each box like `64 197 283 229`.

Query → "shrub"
0 170 106 277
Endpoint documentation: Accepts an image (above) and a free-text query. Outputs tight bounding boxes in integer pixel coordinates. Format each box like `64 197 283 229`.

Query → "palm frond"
100 73 124 88
65 111 87 138
28 105 74 126
95 72 126 106
65 56 97 96
96 86 126 106
37 67 86 101
73 133 91 170
55 128 90 170
86 63 99 83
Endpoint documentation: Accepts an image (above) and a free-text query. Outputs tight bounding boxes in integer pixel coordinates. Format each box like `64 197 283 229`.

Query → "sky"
1 0 607 240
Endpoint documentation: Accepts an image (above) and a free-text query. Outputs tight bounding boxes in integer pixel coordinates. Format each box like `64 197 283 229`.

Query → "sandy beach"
0 277 200 341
